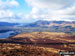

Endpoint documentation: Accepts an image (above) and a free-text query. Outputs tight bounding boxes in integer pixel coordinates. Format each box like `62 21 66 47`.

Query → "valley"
0 20 75 56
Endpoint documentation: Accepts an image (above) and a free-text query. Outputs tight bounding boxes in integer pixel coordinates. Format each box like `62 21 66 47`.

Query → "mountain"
0 20 75 27
0 22 20 26
0 20 75 34
24 20 75 27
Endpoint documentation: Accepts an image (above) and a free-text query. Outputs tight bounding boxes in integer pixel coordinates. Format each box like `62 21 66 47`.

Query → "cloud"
0 10 14 18
25 0 75 9
0 0 75 23
25 0 75 21
43 15 75 21
0 0 20 23
10 0 19 6
0 11 24 23
51 3 75 15
0 0 19 10
0 0 29 23
0 0 19 18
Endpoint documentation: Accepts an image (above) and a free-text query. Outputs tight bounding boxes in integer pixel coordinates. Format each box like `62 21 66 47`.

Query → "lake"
0 31 17 39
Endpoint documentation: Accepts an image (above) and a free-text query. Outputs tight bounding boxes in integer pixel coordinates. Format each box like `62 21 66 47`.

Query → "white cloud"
0 0 75 23
0 0 19 18
26 0 75 9
0 10 14 18
31 7 39 14
25 0 75 21
32 14 38 19
0 0 20 23
10 0 19 6
43 15 75 21
0 0 19 10
24 14 30 19
50 3 75 15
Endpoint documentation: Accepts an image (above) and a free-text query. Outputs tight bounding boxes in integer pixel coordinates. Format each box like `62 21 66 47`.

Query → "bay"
0 31 15 39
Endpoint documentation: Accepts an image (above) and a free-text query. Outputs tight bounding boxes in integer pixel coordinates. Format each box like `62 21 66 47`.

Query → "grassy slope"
10 32 75 43
0 32 75 56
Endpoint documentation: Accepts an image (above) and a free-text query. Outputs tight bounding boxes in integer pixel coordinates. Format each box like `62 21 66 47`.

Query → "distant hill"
0 22 20 26
24 20 75 27
0 20 75 27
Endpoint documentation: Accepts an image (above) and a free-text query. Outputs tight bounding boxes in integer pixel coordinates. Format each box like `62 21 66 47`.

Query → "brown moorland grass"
0 43 59 56
8 32 75 43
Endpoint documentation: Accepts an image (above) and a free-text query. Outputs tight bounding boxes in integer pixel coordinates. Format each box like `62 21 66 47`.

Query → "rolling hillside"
0 32 75 56
1 32 74 44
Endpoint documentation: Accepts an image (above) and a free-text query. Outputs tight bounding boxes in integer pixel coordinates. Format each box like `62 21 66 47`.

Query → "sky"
0 0 75 23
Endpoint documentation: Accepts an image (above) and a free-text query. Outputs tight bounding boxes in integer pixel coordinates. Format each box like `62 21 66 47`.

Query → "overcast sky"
0 0 75 23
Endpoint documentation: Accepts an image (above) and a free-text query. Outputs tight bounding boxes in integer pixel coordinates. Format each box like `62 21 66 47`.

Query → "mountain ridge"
0 20 75 27
24 20 75 27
